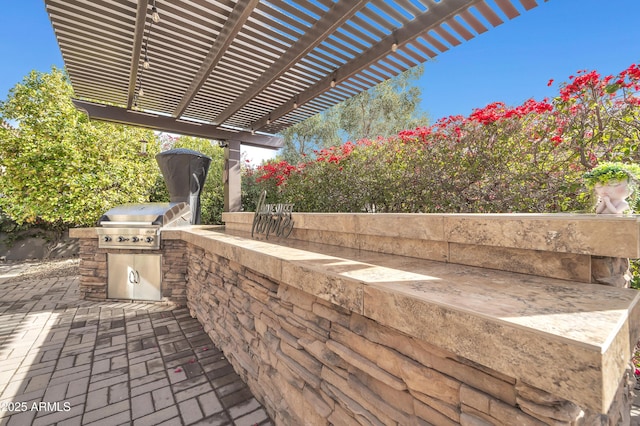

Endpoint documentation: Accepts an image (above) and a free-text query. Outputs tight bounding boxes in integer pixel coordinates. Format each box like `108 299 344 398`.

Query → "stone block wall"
186 244 633 425
161 240 188 304
77 239 107 300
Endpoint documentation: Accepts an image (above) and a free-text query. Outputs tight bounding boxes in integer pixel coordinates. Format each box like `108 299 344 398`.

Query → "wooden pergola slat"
44 0 546 147
212 0 369 126
172 0 259 118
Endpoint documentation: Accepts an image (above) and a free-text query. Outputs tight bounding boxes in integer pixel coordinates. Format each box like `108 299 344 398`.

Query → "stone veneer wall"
76 238 188 304
162 240 189 305
77 239 108 300
185 244 634 426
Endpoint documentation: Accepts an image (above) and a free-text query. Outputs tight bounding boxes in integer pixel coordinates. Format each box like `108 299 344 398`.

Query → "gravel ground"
0 257 79 282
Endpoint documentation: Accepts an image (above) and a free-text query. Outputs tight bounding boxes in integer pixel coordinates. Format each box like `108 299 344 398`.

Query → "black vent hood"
156 148 212 225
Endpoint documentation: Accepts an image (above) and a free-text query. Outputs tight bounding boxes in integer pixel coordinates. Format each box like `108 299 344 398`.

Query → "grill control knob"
132 236 139 242
103 236 112 242
117 236 129 242
145 236 154 243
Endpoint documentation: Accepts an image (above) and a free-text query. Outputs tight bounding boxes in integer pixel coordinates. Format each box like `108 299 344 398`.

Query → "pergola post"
223 140 242 212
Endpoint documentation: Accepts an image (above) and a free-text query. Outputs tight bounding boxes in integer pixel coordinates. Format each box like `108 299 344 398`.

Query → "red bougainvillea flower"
469 102 509 124
468 100 552 125
250 61 639 193
559 70 601 101
398 126 434 143
551 135 563 146
341 141 355 155
255 160 299 186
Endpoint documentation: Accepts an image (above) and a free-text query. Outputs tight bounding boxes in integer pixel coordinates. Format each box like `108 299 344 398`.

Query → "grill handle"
100 221 160 227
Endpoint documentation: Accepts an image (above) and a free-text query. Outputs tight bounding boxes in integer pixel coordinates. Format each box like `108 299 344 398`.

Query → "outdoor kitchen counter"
167 225 640 415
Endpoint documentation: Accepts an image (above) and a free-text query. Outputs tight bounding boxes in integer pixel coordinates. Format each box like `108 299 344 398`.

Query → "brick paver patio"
0 260 273 426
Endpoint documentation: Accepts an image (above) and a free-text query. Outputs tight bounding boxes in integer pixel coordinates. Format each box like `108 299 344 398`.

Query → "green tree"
241 165 264 213
280 111 340 164
0 68 159 228
279 65 428 164
336 65 428 141
251 63 640 215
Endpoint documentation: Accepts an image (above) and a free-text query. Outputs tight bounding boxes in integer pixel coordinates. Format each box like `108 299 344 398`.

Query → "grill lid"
99 202 192 227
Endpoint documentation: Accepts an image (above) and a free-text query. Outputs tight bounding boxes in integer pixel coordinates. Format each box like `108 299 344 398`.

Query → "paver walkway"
0 259 273 426
2 259 640 425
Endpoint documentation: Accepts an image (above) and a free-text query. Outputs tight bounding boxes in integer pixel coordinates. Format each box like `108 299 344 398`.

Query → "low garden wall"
71 213 640 425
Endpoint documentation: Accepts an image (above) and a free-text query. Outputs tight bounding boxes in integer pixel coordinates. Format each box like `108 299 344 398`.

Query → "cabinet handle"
129 270 140 284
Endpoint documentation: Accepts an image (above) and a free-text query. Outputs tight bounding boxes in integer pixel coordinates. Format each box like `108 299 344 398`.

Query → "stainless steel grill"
97 202 191 250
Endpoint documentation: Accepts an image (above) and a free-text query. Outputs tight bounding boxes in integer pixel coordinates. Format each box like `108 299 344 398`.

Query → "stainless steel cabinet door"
108 254 162 301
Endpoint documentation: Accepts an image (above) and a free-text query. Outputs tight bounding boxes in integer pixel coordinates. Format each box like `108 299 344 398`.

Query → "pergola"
44 0 547 211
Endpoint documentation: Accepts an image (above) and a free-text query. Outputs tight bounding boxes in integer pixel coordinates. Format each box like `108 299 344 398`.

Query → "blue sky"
1 1 639 124
418 0 640 120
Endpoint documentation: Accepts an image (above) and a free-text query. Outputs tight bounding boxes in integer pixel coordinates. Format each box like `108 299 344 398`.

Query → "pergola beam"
251 0 482 131
73 99 283 149
172 0 259 118
211 0 369 126
126 0 148 109
45 0 547 136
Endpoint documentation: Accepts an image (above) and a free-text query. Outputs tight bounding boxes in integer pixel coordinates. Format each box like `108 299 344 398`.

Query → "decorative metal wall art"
251 191 294 239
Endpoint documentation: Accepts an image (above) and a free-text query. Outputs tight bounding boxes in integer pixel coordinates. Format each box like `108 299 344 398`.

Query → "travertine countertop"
173 227 640 413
